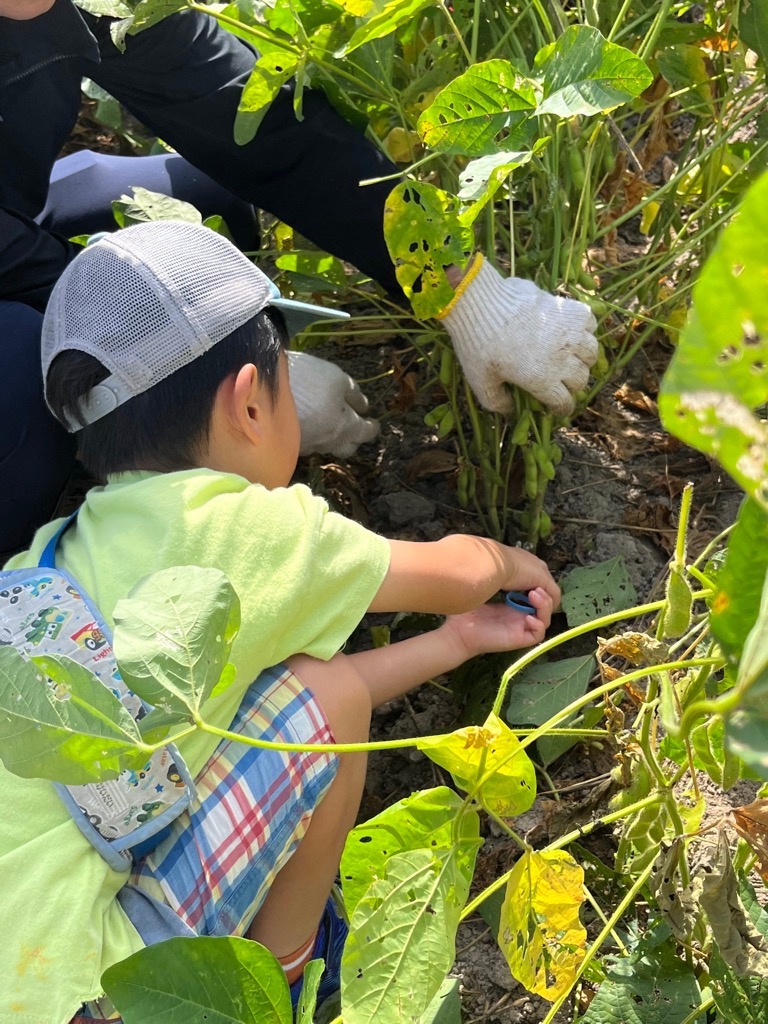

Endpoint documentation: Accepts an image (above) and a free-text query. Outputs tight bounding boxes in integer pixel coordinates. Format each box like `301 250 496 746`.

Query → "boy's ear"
230 363 264 442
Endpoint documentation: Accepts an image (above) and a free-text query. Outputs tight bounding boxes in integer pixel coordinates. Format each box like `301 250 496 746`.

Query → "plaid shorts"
129 663 338 937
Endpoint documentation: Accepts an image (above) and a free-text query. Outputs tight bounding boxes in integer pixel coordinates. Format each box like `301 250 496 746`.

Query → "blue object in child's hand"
505 590 536 615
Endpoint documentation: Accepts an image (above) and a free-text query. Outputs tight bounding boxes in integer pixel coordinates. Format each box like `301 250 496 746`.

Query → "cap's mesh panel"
42 221 272 403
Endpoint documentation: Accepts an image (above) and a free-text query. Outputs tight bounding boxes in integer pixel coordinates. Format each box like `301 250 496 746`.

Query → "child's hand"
443 587 554 661
501 548 561 609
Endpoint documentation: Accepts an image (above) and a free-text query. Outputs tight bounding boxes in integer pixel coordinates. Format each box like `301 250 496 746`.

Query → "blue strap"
38 510 79 569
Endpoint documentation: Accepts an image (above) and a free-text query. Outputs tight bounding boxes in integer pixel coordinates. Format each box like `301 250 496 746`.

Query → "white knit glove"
287 350 380 458
440 254 599 416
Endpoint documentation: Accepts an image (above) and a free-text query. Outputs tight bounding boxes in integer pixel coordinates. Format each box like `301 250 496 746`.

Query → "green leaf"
535 26 653 118
112 187 202 228
711 498 768 659
295 958 323 1024
338 0 436 56
341 848 469 1023
662 717 747 791
0 647 144 784
113 566 241 718
275 251 348 287
340 787 480 918
235 53 300 146
127 0 187 33
202 215 235 242
724 570 768 777
74 0 132 14
659 172 768 510
739 0 768 66
102 936 292 1023
458 150 535 202
383 181 473 319
422 976 461 1024
560 556 639 627
657 45 715 115
82 79 124 131
417 60 536 156
506 654 597 765
581 928 702 1024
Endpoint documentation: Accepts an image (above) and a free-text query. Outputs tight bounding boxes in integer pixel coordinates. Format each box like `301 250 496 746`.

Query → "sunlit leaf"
235 53 300 145
342 848 469 1023
417 60 536 156
102 936 292 1023
74 0 132 14
112 187 202 228
498 849 587 1001
535 26 653 117
417 712 536 816
337 0 436 56
0 647 143 784
659 172 768 510
340 787 481 916
113 566 241 718
383 180 473 319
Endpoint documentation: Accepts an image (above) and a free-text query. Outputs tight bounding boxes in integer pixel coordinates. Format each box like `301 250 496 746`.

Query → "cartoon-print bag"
0 514 195 871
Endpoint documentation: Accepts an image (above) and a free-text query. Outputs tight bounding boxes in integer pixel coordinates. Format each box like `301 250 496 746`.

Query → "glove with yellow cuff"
439 254 599 417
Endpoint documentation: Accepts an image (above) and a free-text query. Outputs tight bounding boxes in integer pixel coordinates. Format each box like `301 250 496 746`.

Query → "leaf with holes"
383 181 473 319
0 647 144 784
235 53 300 145
535 25 653 118
342 848 469 1023
659 172 768 509
417 60 536 156
580 926 702 1024
560 557 638 628
102 936 292 1023
417 712 536 816
113 566 241 718
498 849 586 1001
340 787 480 918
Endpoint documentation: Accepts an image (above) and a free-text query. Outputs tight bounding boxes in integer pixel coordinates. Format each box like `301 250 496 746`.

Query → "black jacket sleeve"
87 9 401 294
0 208 80 312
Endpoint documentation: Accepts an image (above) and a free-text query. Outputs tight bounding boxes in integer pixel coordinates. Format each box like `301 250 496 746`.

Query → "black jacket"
0 0 399 311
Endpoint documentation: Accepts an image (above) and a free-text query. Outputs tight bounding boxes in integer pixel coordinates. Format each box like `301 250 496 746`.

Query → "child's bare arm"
350 587 553 707
368 535 560 614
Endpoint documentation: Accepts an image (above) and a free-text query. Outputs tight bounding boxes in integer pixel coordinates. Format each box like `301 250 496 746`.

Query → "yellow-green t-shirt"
1 469 390 1024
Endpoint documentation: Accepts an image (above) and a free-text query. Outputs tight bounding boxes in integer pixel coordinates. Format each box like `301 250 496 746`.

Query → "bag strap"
39 511 79 569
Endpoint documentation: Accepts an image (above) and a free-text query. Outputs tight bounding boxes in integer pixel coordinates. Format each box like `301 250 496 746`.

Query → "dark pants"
0 151 259 557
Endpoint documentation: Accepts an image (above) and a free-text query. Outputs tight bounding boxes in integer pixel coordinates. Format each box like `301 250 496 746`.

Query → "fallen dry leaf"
613 383 658 416
730 800 768 884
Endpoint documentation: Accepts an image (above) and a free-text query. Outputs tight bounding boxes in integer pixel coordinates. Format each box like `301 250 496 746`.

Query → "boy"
1 221 559 1023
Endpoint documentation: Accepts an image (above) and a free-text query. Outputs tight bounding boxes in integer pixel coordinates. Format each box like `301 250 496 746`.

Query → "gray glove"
287 351 380 458
440 254 599 416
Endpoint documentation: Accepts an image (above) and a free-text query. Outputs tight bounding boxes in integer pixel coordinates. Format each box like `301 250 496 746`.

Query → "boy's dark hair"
46 308 288 479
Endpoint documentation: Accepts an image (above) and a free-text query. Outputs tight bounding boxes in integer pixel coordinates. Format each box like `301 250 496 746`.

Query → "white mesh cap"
42 220 349 432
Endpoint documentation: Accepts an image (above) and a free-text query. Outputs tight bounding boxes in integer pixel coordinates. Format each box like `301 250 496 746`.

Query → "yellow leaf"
499 850 587 1001
417 712 536 816
383 126 421 163
336 0 375 14
640 200 660 235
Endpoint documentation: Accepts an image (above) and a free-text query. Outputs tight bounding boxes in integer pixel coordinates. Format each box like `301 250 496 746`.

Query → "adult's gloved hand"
287 351 380 458
439 254 599 417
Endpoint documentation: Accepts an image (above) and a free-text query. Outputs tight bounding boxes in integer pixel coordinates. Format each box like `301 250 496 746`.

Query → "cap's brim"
270 296 350 339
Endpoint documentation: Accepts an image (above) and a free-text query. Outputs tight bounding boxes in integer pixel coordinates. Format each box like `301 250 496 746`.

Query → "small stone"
375 491 437 527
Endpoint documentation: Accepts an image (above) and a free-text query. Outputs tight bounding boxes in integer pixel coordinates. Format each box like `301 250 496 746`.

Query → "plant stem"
438 0 473 64
678 997 716 1024
492 599 669 716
